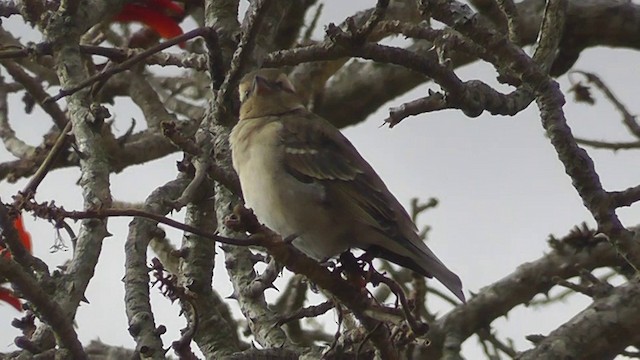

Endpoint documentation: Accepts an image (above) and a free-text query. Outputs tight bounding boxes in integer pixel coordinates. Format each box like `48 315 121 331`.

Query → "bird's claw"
283 234 299 244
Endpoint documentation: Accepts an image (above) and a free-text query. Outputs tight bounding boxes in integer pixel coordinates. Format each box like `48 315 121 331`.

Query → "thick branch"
519 280 640 360
124 178 189 358
425 231 633 357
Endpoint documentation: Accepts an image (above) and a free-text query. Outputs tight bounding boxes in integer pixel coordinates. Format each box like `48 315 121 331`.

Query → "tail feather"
420 256 465 302
370 244 465 303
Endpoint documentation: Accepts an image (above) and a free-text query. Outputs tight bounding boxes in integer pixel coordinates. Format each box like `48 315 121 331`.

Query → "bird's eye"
240 88 252 103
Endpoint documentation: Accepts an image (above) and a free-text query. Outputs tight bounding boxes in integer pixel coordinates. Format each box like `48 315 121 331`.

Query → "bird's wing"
279 111 416 239
279 111 465 302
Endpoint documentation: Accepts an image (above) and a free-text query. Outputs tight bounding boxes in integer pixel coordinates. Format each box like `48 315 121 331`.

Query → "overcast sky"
2 2 640 358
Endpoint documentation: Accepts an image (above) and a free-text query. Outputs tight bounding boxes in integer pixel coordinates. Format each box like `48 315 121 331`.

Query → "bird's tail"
416 250 465 302
372 240 466 302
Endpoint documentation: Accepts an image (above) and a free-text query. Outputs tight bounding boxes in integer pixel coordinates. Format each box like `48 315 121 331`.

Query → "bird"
229 68 465 302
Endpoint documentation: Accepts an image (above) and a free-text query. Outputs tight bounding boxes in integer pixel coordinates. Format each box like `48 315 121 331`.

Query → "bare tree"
1 0 640 359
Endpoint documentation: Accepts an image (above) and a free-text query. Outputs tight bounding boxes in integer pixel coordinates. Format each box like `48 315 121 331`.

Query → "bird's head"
238 69 305 120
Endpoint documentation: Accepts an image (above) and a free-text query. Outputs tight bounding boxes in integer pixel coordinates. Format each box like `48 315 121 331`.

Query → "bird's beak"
253 75 273 95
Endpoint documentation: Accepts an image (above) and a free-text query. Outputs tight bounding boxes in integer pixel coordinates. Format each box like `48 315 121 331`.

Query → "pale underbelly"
242 171 350 260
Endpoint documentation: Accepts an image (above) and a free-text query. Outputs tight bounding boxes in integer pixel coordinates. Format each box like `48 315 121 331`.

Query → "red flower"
113 0 185 46
0 287 22 312
11 215 31 255
1 215 32 312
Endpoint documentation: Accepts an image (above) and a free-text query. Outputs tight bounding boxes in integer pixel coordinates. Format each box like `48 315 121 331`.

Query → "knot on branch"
455 80 487 118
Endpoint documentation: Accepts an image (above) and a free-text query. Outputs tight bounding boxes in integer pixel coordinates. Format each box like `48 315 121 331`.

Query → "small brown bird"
230 69 465 302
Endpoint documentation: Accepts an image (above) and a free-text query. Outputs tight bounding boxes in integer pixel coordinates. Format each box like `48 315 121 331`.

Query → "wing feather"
280 112 413 236
278 110 465 302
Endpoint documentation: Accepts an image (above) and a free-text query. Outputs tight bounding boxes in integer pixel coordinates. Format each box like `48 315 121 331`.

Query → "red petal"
13 215 32 254
114 5 184 45
147 0 184 16
1 215 32 258
0 287 23 312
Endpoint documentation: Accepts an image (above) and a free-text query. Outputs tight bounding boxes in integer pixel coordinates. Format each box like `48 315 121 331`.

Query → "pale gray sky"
2 2 640 358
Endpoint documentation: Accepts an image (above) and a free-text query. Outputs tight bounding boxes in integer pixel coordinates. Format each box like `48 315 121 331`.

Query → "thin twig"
203 27 225 90
46 28 210 103
385 92 447 128
229 206 399 358
0 74 35 158
477 327 517 358
370 271 429 336
571 70 640 138
610 186 640 208
423 0 640 271
575 138 640 151
531 0 567 74
1 60 68 129
213 0 274 126
354 0 390 42
23 201 260 247
18 121 72 201
494 0 522 44
0 256 87 360
276 301 334 326
302 3 324 42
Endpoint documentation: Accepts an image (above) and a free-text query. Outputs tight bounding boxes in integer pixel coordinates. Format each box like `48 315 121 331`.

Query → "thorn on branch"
525 333 546 345
117 118 137 148
148 258 201 358
150 257 185 303
248 257 281 296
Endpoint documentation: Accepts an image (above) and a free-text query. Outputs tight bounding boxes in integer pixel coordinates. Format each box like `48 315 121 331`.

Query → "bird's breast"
230 119 350 260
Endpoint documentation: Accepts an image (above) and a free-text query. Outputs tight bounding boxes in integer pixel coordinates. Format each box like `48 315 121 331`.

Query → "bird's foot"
357 251 381 283
338 251 368 288
282 233 299 244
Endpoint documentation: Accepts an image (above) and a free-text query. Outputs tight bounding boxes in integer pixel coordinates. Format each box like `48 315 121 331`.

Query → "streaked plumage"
230 69 465 302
